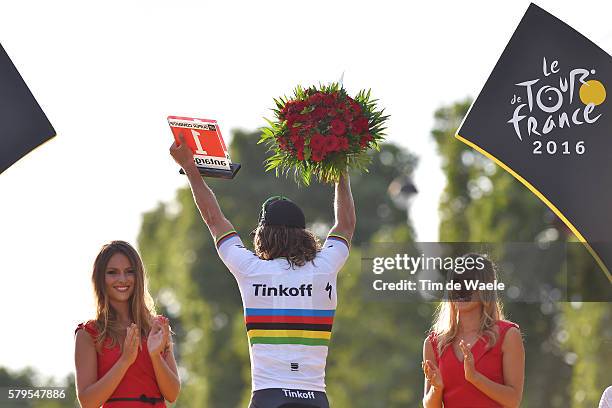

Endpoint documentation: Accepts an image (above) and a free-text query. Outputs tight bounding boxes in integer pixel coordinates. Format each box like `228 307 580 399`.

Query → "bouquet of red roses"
259 83 388 185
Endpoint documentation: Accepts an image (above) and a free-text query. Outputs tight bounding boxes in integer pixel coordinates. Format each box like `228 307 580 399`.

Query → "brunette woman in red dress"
422 254 525 408
74 241 181 407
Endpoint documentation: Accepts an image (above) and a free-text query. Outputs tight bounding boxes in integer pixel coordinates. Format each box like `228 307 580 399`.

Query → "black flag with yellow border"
457 3 612 283
0 42 55 174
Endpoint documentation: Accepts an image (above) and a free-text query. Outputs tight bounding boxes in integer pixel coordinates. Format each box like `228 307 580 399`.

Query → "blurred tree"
560 302 612 407
0 367 77 408
432 99 551 242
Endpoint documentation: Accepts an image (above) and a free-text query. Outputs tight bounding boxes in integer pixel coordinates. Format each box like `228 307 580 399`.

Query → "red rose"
352 116 369 134
324 136 340 153
309 133 326 152
285 101 306 114
330 119 347 136
285 101 298 115
323 93 336 106
312 106 328 120
337 137 349 151
291 134 305 150
311 149 325 162
286 113 301 126
297 148 305 161
308 93 324 106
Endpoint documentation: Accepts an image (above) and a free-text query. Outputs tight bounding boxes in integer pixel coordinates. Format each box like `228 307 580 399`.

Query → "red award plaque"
167 116 241 179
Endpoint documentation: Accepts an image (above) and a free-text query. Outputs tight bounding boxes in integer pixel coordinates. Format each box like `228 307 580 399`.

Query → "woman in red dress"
74 241 181 407
422 254 525 408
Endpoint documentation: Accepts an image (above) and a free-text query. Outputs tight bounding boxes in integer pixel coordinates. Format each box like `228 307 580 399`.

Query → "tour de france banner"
457 3 612 282
0 42 55 174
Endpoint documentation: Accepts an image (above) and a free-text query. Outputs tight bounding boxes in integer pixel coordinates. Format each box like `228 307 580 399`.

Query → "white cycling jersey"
215 230 350 392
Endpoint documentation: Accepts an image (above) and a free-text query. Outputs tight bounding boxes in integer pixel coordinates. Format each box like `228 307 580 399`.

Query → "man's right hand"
169 133 196 171
169 132 235 238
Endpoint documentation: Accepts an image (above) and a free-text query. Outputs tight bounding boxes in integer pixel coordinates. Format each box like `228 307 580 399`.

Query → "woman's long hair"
91 240 156 351
253 225 321 268
431 253 504 355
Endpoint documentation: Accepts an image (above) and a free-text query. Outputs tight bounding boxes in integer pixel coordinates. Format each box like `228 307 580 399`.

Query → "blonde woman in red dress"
422 254 525 408
74 241 181 407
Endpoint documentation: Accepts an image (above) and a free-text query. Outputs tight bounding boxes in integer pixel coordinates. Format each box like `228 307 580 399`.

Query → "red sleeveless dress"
427 320 519 408
75 321 166 407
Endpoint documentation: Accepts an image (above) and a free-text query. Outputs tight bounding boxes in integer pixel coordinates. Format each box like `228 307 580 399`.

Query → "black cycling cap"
257 195 306 229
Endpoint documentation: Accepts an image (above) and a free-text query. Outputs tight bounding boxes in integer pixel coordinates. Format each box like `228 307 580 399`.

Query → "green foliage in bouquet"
259 83 389 185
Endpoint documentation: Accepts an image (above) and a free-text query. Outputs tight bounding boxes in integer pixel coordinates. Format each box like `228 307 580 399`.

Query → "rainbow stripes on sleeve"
327 233 350 249
216 230 239 248
245 308 335 346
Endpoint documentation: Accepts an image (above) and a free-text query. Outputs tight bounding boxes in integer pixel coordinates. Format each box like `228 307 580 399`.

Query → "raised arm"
328 172 356 243
169 134 234 239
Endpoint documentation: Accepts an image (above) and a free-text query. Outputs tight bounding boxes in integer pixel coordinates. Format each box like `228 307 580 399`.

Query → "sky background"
1 0 611 382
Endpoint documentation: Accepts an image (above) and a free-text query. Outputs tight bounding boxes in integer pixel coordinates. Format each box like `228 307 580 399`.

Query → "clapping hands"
459 340 477 383
422 359 444 390
148 316 171 357
120 323 140 367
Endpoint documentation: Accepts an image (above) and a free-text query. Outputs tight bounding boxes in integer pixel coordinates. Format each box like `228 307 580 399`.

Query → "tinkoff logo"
507 57 606 154
282 389 316 399
252 283 313 297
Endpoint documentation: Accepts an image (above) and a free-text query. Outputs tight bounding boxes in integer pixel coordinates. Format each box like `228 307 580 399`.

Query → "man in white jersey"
170 134 355 408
